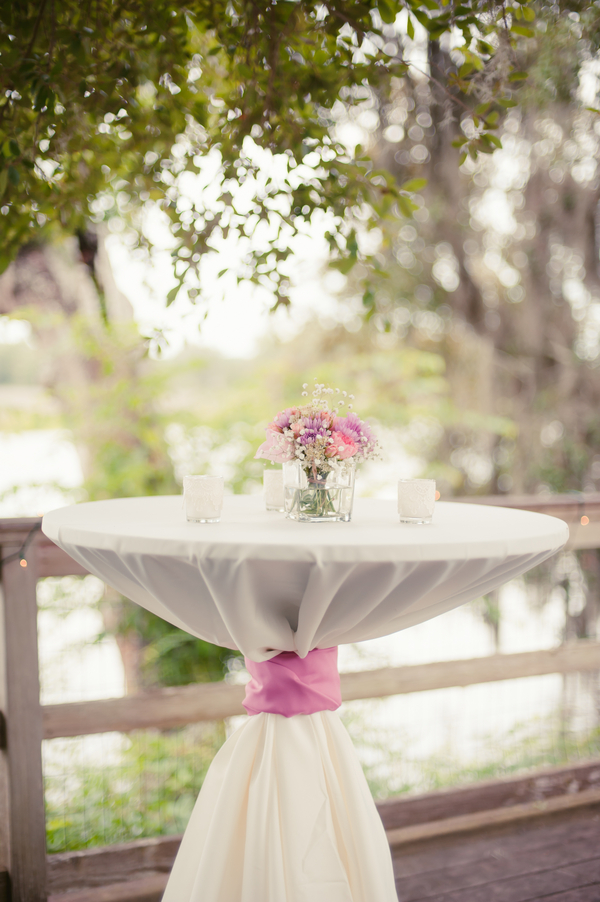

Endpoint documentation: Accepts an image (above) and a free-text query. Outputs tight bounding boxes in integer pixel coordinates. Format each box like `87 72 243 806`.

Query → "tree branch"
24 0 49 59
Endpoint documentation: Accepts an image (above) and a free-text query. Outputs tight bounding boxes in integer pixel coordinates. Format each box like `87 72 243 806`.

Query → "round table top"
43 494 568 563
42 495 569 659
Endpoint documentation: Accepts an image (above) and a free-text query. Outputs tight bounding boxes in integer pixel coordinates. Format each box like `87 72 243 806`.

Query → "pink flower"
254 429 296 463
271 407 300 431
314 409 333 428
326 431 358 460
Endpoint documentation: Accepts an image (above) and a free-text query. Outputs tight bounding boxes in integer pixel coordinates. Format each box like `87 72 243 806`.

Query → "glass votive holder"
398 478 436 524
263 468 285 512
183 475 224 523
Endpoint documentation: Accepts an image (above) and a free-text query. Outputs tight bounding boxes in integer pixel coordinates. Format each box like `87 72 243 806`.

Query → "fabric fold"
243 647 342 717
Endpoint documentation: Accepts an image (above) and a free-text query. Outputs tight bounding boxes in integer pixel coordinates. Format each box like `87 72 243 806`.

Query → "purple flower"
298 417 330 445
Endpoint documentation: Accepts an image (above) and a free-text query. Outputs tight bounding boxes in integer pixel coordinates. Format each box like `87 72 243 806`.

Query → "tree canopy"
1 0 546 308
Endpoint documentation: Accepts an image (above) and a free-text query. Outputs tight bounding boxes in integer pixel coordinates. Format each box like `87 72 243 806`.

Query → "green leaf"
509 71 528 82
0 169 7 199
378 0 397 25
397 195 416 217
407 15 415 40
522 6 535 21
331 256 357 275
412 9 431 30
166 285 180 306
401 177 428 192
485 134 503 149
7 166 19 187
511 24 535 38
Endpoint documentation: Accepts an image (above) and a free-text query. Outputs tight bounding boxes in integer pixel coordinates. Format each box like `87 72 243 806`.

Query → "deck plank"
394 809 600 902
399 859 600 902
536 887 600 901
393 812 600 876
396 840 599 896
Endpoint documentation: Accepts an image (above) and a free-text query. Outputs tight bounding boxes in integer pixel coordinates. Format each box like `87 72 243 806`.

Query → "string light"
0 522 41 574
581 515 589 526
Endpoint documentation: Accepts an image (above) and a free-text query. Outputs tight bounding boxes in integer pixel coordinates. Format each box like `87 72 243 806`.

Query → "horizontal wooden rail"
461 492 600 550
385 785 600 847
42 640 600 739
461 491 600 514
339 639 600 700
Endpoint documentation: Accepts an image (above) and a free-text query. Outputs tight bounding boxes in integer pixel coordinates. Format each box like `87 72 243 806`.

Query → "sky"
105 224 347 359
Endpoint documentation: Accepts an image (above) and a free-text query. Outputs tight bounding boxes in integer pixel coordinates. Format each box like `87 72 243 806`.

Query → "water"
284 485 354 522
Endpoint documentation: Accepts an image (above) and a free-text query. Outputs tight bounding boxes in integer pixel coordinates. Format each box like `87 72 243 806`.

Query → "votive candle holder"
264 468 285 512
398 479 436 525
184 475 224 523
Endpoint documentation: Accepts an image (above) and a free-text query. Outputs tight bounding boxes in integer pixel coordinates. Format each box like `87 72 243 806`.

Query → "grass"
44 723 225 852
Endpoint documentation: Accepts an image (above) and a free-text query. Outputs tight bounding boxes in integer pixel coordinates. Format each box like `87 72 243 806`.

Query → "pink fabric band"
243 647 342 718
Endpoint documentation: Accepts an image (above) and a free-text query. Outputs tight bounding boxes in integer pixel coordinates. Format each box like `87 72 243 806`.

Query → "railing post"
0 544 47 902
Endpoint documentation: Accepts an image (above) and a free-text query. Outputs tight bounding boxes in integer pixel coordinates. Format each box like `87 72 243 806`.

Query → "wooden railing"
1 494 600 902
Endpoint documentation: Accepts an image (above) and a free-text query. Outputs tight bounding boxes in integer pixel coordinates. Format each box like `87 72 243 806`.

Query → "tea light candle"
183 475 224 523
264 468 285 512
398 478 436 524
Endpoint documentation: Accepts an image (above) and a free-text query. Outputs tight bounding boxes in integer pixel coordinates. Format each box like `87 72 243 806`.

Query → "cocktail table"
43 495 568 902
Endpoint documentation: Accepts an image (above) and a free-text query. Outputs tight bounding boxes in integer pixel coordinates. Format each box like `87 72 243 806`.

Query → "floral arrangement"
255 380 379 477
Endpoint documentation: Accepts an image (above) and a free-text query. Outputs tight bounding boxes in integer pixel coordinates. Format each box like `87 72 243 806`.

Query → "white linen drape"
162 711 398 902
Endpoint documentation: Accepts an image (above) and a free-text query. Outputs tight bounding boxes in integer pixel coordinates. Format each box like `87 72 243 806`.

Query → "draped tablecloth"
43 496 568 902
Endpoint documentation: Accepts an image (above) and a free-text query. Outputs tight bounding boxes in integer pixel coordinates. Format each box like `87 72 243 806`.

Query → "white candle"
398 479 436 524
183 475 224 523
264 469 285 511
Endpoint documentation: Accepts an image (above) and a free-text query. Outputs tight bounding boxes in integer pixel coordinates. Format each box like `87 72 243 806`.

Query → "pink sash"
243 647 341 717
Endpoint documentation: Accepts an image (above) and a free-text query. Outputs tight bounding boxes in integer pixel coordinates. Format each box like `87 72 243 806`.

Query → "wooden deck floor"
392 808 600 902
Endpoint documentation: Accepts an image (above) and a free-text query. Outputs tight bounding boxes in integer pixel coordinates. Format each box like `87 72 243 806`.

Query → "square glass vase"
283 460 356 522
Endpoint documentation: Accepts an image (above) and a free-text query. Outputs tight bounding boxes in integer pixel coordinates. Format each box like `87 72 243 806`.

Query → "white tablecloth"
42 496 568 902
42 495 567 661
